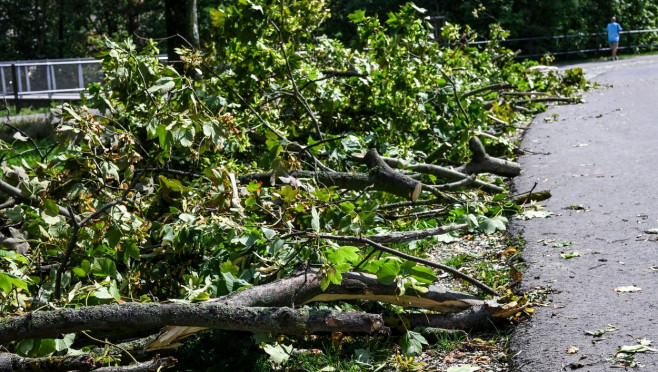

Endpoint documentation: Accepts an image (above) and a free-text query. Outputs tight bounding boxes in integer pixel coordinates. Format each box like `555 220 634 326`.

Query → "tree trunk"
165 0 200 64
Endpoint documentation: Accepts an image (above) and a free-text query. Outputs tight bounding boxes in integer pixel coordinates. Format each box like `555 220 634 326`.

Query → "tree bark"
0 304 383 345
457 137 521 177
375 155 504 193
92 357 177 372
404 304 503 330
0 353 95 372
146 269 489 349
241 148 422 200
164 0 199 64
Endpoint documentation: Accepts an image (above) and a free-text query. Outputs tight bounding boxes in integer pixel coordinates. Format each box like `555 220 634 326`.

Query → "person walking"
606 16 622 60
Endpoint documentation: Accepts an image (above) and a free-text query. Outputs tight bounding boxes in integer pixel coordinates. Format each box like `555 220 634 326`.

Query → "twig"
317 234 499 296
81 330 138 364
381 208 447 221
439 69 470 125
379 198 445 211
271 5 324 140
462 82 513 98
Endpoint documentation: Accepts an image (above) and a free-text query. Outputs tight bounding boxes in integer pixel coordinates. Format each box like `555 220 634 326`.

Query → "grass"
0 138 58 179
1 104 54 117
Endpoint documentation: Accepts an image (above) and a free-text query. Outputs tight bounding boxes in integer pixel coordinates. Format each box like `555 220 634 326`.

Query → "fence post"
78 60 84 89
11 63 20 112
0 67 6 95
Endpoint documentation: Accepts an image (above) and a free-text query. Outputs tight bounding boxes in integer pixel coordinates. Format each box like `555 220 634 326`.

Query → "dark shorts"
609 41 619 48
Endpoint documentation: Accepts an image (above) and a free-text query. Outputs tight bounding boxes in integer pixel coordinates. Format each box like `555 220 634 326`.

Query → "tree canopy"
1 0 656 61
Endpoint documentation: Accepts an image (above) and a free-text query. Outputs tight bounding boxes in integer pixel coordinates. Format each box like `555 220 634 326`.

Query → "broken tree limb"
0 178 80 222
92 357 177 372
240 148 423 201
369 155 504 193
0 304 384 345
0 353 96 372
317 234 499 296
344 224 469 244
462 82 513 98
363 148 422 201
456 137 521 177
403 304 503 330
146 269 487 350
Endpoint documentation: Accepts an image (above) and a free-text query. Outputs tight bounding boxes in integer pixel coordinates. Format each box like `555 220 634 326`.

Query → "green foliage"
401 330 429 356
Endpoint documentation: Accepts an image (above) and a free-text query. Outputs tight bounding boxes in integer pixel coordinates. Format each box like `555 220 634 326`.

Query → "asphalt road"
510 54 658 371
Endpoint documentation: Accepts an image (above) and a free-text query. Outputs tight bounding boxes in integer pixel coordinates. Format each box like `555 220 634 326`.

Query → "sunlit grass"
0 138 57 176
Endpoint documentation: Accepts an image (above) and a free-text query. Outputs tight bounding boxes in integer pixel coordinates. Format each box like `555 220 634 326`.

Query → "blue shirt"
606 22 622 42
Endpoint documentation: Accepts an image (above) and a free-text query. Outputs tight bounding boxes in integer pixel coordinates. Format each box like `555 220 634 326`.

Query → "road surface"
510 54 658 370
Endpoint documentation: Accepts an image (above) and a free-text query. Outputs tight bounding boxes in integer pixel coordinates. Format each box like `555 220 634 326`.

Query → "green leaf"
377 260 400 285
148 77 176 93
0 250 28 264
16 338 57 357
560 251 582 259
126 242 140 260
91 257 118 277
55 334 76 352
327 246 360 266
348 10 367 23
479 216 507 233
42 199 60 216
93 287 114 299
263 343 293 365
311 207 320 233
401 330 428 356
105 226 122 248
0 272 28 293
408 265 438 285
100 161 121 181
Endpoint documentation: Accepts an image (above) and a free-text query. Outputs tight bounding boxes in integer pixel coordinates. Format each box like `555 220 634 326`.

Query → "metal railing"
471 29 658 59
0 58 104 102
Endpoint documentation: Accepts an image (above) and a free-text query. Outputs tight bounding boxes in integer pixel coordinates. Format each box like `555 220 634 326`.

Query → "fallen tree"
0 269 517 353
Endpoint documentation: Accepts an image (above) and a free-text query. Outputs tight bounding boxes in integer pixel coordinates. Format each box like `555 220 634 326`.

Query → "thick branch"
0 353 95 372
92 357 177 372
0 304 383 345
369 155 503 193
404 304 503 330
457 137 521 177
147 269 485 349
240 149 423 200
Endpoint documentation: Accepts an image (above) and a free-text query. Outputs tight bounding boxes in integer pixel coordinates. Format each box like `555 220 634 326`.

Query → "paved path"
510 55 658 371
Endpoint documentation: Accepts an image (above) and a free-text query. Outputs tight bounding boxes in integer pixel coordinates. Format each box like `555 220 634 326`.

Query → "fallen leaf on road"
566 346 579 354
615 285 641 293
446 365 479 372
518 210 553 220
553 241 573 248
560 251 582 259
585 324 618 337
618 339 658 353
